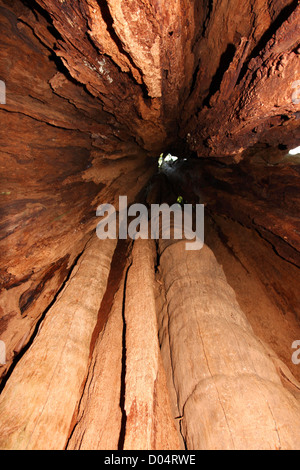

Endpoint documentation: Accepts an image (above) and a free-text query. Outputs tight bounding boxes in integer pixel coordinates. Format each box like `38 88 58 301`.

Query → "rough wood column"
123 239 180 450
157 239 300 450
0 236 116 450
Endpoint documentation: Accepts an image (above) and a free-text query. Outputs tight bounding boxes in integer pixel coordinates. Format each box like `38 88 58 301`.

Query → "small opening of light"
177 195 184 206
289 146 300 156
158 154 164 167
158 153 178 168
164 153 178 163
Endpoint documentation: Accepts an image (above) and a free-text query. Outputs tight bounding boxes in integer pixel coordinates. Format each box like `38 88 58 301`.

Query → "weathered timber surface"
157 239 300 450
0 237 116 450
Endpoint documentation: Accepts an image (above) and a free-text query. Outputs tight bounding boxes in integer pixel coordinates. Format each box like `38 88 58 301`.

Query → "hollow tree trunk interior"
0 0 300 451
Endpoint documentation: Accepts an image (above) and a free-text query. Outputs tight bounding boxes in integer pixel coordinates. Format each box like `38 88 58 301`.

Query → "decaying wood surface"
0 237 116 450
157 239 300 450
123 240 180 450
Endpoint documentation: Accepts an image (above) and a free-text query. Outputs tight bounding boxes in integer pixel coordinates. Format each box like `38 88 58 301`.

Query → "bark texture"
157 239 300 450
67 252 127 450
0 237 116 450
67 239 180 450
123 240 180 450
